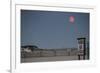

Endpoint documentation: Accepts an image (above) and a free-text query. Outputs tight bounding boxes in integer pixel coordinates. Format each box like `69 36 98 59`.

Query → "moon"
69 16 75 23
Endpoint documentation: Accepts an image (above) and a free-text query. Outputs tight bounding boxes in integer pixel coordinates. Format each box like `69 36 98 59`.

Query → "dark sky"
21 10 89 49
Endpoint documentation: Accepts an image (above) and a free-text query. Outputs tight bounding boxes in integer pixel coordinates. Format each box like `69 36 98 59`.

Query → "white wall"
0 0 100 73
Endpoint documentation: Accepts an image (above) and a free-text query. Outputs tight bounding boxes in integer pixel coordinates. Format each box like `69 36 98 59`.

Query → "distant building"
21 45 38 52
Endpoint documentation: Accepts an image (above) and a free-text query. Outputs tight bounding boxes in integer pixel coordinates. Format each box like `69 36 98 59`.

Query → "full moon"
69 16 75 23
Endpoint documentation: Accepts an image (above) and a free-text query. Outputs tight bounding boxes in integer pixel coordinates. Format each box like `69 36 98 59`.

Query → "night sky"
21 10 89 49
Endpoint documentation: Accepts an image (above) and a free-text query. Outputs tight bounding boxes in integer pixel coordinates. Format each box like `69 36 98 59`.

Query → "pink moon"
69 16 75 23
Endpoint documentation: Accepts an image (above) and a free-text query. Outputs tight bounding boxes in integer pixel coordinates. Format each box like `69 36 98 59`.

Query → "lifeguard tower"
77 38 86 60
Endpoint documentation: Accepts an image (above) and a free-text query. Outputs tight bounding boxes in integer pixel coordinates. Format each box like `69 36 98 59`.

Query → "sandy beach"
21 55 88 63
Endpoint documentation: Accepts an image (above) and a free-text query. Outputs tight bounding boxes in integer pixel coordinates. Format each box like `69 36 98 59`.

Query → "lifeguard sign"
77 38 86 60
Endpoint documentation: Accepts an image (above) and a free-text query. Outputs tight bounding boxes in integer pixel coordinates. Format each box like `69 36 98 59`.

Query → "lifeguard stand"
77 38 86 60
